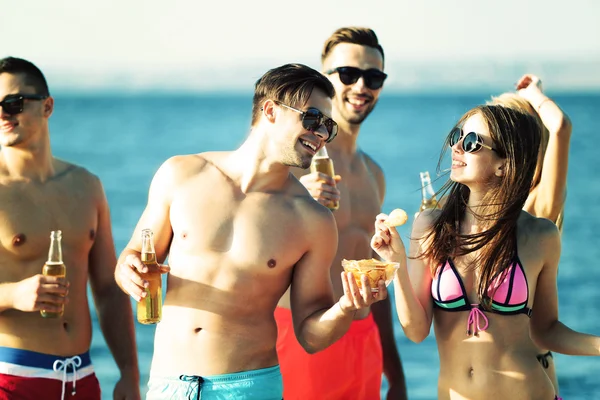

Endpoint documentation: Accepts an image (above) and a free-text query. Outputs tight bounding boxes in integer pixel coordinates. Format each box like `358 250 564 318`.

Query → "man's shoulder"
288 177 336 223
360 150 384 174
155 153 218 182
162 153 210 169
288 175 321 206
52 158 102 189
300 200 337 239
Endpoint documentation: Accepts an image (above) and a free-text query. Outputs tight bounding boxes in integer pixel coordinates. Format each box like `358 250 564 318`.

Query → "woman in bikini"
371 104 598 399
488 74 572 397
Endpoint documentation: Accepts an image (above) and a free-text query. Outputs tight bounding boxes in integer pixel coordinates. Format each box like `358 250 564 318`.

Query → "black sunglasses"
0 94 48 115
276 102 338 143
449 127 497 153
325 66 387 90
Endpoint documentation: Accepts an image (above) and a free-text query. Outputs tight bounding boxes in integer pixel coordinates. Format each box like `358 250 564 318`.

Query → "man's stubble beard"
336 99 378 126
281 148 312 170
291 157 312 170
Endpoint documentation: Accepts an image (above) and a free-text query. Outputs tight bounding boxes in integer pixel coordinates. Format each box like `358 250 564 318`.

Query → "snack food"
384 208 408 227
341 258 400 292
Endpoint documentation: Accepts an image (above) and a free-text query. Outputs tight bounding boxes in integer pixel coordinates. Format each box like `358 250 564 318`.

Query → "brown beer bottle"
137 229 162 324
41 230 66 318
310 147 339 210
419 171 439 212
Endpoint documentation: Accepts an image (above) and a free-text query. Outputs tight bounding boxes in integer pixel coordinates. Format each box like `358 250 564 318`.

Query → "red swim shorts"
0 347 101 400
274 306 383 400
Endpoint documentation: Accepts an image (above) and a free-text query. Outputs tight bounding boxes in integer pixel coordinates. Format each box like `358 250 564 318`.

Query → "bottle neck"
141 230 156 262
421 179 435 201
47 237 63 264
315 146 329 158
142 239 155 253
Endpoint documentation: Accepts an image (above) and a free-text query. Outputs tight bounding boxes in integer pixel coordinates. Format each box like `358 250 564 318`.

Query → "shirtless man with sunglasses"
0 57 140 399
275 27 408 400
114 63 386 400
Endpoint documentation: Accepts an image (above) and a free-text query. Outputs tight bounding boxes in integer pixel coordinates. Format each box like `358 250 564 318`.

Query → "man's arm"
290 208 347 353
365 153 408 400
115 156 190 299
87 177 140 399
291 207 385 354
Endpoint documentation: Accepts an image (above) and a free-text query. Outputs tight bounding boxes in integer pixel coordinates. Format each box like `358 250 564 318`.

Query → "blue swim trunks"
146 365 282 400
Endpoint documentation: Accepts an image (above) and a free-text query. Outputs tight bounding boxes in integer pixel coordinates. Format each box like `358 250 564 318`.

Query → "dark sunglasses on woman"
275 102 338 143
0 94 49 115
325 66 387 90
449 127 497 153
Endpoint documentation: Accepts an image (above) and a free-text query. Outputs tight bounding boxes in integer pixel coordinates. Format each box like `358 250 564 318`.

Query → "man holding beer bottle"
114 63 387 400
0 57 140 399
275 27 408 400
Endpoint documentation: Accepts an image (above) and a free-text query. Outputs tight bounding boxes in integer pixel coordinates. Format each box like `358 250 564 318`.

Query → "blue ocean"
48 92 600 399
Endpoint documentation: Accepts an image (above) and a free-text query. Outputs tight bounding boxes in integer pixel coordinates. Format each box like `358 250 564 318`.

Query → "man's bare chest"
169 189 308 270
333 163 381 231
0 184 97 262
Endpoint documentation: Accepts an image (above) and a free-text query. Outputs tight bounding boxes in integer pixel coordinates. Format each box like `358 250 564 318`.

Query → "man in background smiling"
275 27 408 400
0 56 140 400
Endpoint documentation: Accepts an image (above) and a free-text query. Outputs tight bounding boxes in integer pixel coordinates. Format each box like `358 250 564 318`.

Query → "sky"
2 0 599 93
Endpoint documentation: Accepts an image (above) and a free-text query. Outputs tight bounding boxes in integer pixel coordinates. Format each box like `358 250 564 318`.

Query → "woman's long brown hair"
487 93 564 232
419 105 541 309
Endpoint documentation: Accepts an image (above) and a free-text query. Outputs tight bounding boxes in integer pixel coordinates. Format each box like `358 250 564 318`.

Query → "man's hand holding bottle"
299 172 341 210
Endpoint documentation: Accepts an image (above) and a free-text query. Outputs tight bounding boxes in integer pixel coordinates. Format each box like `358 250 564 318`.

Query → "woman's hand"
371 213 407 263
516 74 545 105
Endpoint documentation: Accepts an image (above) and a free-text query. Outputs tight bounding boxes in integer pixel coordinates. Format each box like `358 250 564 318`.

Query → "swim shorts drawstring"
179 374 204 400
53 355 82 400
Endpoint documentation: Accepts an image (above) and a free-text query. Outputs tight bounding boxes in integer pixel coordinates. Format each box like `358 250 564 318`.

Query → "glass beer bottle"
137 229 162 324
419 171 439 211
41 230 66 318
310 147 339 210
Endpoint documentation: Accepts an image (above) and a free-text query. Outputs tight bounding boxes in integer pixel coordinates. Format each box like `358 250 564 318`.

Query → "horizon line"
48 87 600 97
